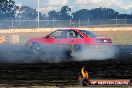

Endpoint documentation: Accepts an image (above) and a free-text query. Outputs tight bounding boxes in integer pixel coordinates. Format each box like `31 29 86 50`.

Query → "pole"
53 18 54 28
125 16 126 26
37 0 39 29
116 16 117 26
12 19 13 29
87 19 89 27
79 19 80 27
70 19 71 27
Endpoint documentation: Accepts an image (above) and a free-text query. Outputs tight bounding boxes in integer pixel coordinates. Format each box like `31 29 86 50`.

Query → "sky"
14 0 132 14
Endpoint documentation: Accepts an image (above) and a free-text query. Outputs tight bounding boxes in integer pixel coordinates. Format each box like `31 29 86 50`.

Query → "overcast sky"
14 0 132 14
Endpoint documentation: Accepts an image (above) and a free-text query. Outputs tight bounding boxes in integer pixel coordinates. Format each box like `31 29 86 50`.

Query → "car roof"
57 28 80 31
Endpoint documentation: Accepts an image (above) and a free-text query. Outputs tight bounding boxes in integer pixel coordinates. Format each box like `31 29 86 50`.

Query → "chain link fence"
0 19 132 29
0 19 132 45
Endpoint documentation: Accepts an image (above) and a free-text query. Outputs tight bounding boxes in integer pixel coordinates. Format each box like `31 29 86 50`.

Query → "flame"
81 66 89 78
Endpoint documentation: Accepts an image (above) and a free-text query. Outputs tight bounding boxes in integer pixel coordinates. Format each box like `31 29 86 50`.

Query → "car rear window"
80 30 96 37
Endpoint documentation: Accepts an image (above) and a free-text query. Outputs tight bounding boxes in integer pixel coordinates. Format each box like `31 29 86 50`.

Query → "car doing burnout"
25 28 116 59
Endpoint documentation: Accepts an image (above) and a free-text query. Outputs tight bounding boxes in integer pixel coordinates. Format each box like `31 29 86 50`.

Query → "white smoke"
71 45 119 61
0 45 119 63
37 44 71 63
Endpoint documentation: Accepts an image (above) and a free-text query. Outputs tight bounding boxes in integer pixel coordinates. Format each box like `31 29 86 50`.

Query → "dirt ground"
0 44 131 87
0 58 131 87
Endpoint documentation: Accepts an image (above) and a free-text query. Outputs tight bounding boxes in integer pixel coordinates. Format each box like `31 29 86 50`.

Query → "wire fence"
0 19 132 29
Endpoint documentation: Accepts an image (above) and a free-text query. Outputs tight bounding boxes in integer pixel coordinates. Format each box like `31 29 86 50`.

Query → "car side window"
67 30 83 38
46 30 84 38
73 31 84 38
67 31 75 38
80 30 96 38
47 30 67 38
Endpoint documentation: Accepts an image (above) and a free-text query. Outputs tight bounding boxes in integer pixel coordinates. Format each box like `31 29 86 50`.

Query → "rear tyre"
71 44 82 57
73 45 82 51
31 43 41 55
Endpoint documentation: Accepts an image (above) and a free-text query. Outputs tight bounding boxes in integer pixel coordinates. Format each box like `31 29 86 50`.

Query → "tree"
48 6 72 20
72 7 119 20
39 13 47 20
48 10 60 20
59 6 71 20
72 9 93 20
17 6 38 20
0 0 16 20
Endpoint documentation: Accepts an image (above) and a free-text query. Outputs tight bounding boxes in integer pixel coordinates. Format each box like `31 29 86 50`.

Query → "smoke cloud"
0 45 119 63
0 45 39 63
71 45 119 61
0 44 71 63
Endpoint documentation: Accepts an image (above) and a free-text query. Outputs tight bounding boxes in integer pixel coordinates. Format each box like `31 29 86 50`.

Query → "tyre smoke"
0 45 70 63
0 45 119 63
71 45 119 61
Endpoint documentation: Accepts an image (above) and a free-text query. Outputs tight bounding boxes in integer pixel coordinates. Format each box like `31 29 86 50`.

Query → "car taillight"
96 39 112 43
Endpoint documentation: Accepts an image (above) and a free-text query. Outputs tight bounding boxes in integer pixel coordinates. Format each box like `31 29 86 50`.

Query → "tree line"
0 0 132 20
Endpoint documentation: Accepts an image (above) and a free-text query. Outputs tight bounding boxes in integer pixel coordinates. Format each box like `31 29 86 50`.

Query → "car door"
42 30 68 51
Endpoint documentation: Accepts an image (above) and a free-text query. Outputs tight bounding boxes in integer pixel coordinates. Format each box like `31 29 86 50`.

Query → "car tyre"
71 44 82 57
31 43 41 55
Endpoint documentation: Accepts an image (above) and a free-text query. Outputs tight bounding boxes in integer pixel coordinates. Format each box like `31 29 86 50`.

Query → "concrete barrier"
7 35 19 44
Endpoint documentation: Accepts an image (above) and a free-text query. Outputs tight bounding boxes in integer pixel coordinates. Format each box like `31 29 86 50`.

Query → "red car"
25 28 115 59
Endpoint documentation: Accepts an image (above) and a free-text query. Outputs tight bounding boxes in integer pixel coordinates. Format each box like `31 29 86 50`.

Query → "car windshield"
80 30 97 37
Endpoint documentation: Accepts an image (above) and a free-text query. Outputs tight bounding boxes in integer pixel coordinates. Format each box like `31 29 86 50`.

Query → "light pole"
37 0 40 29
15 4 21 29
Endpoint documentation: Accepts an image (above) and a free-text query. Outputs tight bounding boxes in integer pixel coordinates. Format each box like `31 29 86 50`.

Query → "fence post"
79 19 80 27
125 16 126 26
52 19 54 28
116 16 117 26
69 19 71 27
36 20 37 28
12 19 13 29
87 19 89 27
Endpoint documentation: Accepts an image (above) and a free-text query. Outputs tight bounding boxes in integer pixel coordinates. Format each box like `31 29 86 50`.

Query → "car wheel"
31 43 41 55
73 44 82 51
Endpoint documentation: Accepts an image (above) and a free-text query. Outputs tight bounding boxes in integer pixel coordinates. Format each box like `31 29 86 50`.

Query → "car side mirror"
45 35 49 38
